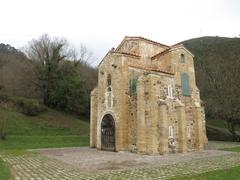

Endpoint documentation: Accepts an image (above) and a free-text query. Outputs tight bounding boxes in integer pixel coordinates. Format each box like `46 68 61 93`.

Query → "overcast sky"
0 0 239 65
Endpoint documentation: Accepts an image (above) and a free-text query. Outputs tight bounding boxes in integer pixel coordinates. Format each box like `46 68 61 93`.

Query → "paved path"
1 148 240 179
37 147 235 172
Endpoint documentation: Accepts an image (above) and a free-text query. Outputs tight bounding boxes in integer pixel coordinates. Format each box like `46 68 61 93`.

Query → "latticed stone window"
129 77 138 96
168 126 173 138
181 73 191 96
167 85 173 98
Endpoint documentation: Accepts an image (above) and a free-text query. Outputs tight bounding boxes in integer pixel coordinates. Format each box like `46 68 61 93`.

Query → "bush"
0 114 7 140
0 132 6 140
14 97 47 116
0 94 9 103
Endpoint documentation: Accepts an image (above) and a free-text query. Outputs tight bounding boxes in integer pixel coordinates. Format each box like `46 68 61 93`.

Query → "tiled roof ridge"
125 36 170 48
170 43 184 48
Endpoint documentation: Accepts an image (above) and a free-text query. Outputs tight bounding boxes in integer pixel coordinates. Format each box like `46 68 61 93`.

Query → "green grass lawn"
0 135 89 150
0 105 90 179
174 146 240 180
0 106 90 149
0 107 89 136
0 106 90 150
223 146 240 153
174 165 240 180
0 159 11 180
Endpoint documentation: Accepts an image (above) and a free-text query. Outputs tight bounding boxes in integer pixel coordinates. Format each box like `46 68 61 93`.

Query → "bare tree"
196 48 240 141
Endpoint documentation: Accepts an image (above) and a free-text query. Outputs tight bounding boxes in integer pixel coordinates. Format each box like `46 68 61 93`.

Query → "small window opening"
167 85 173 98
180 54 185 63
107 86 112 92
187 126 191 139
107 74 111 86
169 126 174 138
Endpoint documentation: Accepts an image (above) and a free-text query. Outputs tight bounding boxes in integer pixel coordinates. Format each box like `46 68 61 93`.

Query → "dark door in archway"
101 114 115 151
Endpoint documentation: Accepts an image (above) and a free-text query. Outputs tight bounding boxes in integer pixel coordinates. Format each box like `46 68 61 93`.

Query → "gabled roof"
151 44 194 60
170 44 194 57
116 36 170 51
151 48 171 60
98 49 140 67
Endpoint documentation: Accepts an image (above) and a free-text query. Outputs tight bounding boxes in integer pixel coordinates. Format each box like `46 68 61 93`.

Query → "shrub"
14 97 47 116
0 94 9 103
0 115 7 140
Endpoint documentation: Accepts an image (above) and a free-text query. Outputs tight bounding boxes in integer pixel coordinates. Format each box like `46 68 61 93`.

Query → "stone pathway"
1 149 240 179
36 147 236 172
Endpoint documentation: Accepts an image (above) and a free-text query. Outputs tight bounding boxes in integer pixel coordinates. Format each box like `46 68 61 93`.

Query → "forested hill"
0 43 26 58
0 39 98 116
183 36 240 140
183 36 240 61
182 36 240 101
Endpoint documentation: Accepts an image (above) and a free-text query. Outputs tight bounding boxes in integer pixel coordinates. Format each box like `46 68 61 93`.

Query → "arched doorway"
101 114 116 151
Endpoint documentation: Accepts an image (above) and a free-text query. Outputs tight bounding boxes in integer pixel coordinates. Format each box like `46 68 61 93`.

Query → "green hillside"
0 100 89 150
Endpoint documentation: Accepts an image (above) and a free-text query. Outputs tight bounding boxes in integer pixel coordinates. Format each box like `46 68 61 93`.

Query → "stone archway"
101 114 116 151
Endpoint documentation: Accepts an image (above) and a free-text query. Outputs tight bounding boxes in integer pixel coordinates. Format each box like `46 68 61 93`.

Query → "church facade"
90 36 208 155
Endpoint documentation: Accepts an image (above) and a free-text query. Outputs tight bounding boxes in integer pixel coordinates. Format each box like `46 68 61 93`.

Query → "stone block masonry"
90 36 207 155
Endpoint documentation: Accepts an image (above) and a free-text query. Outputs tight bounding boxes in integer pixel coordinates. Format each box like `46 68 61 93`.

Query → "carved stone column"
151 100 159 154
194 103 204 150
201 106 208 144
90 89 98 148
176 99 187 153
157 99 168 155
136 76 146 154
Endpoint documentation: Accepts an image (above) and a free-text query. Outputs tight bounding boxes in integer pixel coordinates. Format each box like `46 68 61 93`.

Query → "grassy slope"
0 105 90 179
0 107 90 150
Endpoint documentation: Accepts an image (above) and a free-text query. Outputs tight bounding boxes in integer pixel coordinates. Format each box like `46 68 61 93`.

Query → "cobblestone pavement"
1 150 240 180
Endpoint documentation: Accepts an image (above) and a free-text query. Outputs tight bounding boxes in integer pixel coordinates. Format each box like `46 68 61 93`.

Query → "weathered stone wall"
117 40 140 55
91 37 207 155
96 53 128 150
151 52 173 72
90 88 98 148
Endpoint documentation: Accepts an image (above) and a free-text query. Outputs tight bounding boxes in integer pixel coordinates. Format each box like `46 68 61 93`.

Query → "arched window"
107 74 111 86
180 54 185 63
167 85 173 98
181 73 191 96
168 126 173 138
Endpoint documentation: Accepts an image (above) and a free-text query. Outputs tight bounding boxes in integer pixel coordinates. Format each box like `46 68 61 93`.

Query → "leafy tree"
26 34 89 115
48 61 89 115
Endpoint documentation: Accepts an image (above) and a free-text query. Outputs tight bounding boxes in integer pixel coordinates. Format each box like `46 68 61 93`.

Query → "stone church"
90 36 208 155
